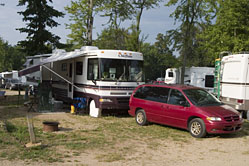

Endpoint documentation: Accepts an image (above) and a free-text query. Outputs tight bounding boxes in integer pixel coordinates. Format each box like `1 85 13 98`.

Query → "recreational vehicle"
23 54 51 86
216 53 249 119
19 46 144 117
165 67 215 92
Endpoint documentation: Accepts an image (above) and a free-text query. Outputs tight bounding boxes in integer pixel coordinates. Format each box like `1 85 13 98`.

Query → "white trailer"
165 67 215 92
22 54 51 86
19 46 144 117
219 53 249 119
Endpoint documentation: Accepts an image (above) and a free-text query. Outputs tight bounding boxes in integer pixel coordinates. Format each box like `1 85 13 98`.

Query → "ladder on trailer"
213 58 221 98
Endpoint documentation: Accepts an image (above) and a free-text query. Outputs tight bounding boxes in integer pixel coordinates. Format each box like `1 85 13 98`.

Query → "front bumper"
99 97 130 110
206 120 243 134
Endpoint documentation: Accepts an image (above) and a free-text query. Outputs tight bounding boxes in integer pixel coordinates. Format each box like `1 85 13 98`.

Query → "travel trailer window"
205 75 214 88
76 62 83 75
88 59 99 80
99 58 143 82
168 72 174 77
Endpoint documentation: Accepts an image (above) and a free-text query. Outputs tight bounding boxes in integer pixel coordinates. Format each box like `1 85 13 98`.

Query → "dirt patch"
0 106 249 166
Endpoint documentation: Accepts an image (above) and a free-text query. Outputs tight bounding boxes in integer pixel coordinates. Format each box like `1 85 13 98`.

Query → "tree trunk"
87 0 93 46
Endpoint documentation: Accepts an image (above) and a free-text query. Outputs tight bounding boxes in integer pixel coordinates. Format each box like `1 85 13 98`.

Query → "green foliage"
17 0 64 56
199 0 249 59
131 0 162 51
65 0 103 48
0 38 26 72
141 34 178 81
102 0 134 29
94 27 129 50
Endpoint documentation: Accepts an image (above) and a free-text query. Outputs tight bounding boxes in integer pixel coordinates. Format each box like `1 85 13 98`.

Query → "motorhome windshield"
88 58 143 82
100 58 143 82
183 89 222 106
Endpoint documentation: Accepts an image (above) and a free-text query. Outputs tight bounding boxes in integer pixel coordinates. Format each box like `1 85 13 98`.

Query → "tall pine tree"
17 0 64 55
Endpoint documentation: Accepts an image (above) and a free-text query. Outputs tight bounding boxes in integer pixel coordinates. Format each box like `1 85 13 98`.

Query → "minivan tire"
135 109 148 126
189 118 206 138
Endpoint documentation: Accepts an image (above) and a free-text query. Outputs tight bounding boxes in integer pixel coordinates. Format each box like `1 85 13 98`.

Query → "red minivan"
128 84 243 138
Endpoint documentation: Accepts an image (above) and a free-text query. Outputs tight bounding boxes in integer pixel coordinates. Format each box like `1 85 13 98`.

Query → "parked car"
5 78 24 90
128 84 243 138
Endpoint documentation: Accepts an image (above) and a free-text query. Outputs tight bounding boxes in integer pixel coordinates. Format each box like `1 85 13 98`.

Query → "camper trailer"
165 67 215 92
19 46 144 117
217 53 249 119
23 54 51 86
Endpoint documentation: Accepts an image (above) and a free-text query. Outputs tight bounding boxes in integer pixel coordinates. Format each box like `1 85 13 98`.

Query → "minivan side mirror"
179 100 190 107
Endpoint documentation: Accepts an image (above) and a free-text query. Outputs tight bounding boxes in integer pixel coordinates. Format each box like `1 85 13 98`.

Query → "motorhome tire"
242 110 248 119
89 100 102 118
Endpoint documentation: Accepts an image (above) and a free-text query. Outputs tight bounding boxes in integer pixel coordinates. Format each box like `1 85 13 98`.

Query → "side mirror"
92 80 96 85
179 100 189 107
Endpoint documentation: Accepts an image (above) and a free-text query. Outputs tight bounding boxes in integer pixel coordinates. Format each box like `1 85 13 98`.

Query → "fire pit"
43 121 59 132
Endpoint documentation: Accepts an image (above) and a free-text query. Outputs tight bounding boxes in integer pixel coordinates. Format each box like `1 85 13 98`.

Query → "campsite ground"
0 89 249 166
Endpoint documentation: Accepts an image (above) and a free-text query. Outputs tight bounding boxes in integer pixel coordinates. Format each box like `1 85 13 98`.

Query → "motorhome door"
68 61 74 99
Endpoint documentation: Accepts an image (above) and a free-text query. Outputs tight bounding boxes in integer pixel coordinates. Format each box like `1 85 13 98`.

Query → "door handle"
161 105 169 109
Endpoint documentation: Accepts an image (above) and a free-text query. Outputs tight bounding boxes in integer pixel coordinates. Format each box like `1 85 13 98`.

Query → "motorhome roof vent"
53 49 66 54
80 46 99 51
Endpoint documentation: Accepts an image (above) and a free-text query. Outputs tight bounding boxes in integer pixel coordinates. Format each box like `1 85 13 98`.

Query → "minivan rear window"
133 86 170 103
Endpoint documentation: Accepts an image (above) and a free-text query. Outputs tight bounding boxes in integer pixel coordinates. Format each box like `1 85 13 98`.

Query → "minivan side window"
168 89 189 106
133 86 150 99
133 86 170 103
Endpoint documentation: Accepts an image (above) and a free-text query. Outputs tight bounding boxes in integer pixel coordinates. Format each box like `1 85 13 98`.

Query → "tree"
165 0 213 83
0 38 26 72
141 33 178 81
94 27 128 50
17 0 64 55
65 0 103 48
199 0 249 59
100 0 134 47
131 0 161 51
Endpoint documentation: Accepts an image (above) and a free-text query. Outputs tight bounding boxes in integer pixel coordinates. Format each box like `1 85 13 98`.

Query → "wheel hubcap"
191 122 201 135
137 112 144 124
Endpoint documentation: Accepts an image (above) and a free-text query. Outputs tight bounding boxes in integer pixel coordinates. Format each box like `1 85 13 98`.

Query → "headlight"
239 113 243 119
99 98 112 103
206 117 222 121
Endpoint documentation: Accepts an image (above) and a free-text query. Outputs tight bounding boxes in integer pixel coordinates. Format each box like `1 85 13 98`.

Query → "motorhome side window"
61 63 67 71
88 59 99 80
76 62 83 75
205 75 214 88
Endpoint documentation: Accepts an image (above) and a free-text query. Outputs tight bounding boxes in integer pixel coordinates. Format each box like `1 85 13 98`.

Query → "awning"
18 49 87 76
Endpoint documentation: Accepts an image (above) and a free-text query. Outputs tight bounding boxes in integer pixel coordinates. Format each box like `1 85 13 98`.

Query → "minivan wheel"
189 118 206 138
135 109 148 126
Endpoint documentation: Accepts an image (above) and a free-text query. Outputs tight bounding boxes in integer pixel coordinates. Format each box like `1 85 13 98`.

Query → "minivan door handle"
161 105 169 109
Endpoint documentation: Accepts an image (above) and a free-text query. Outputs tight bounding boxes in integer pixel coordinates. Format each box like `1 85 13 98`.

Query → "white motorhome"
219 53 249 118
19 46 144 117
165 67 215 92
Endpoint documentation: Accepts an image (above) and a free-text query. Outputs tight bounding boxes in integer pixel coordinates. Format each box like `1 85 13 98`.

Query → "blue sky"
0 0 178 46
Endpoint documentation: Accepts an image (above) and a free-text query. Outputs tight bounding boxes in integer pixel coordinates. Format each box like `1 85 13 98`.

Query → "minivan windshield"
183 89 223 106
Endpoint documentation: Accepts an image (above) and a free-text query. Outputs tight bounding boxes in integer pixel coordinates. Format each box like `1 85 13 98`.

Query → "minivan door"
165 89 190 128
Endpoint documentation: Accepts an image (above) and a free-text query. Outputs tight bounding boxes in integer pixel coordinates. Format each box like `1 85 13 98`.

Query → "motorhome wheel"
89 100 102 118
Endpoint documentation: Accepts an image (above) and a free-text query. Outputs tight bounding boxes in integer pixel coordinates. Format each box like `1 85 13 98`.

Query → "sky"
0 0 178 46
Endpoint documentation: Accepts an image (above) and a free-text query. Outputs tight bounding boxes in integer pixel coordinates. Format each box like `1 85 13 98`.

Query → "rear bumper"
206 120 243 134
